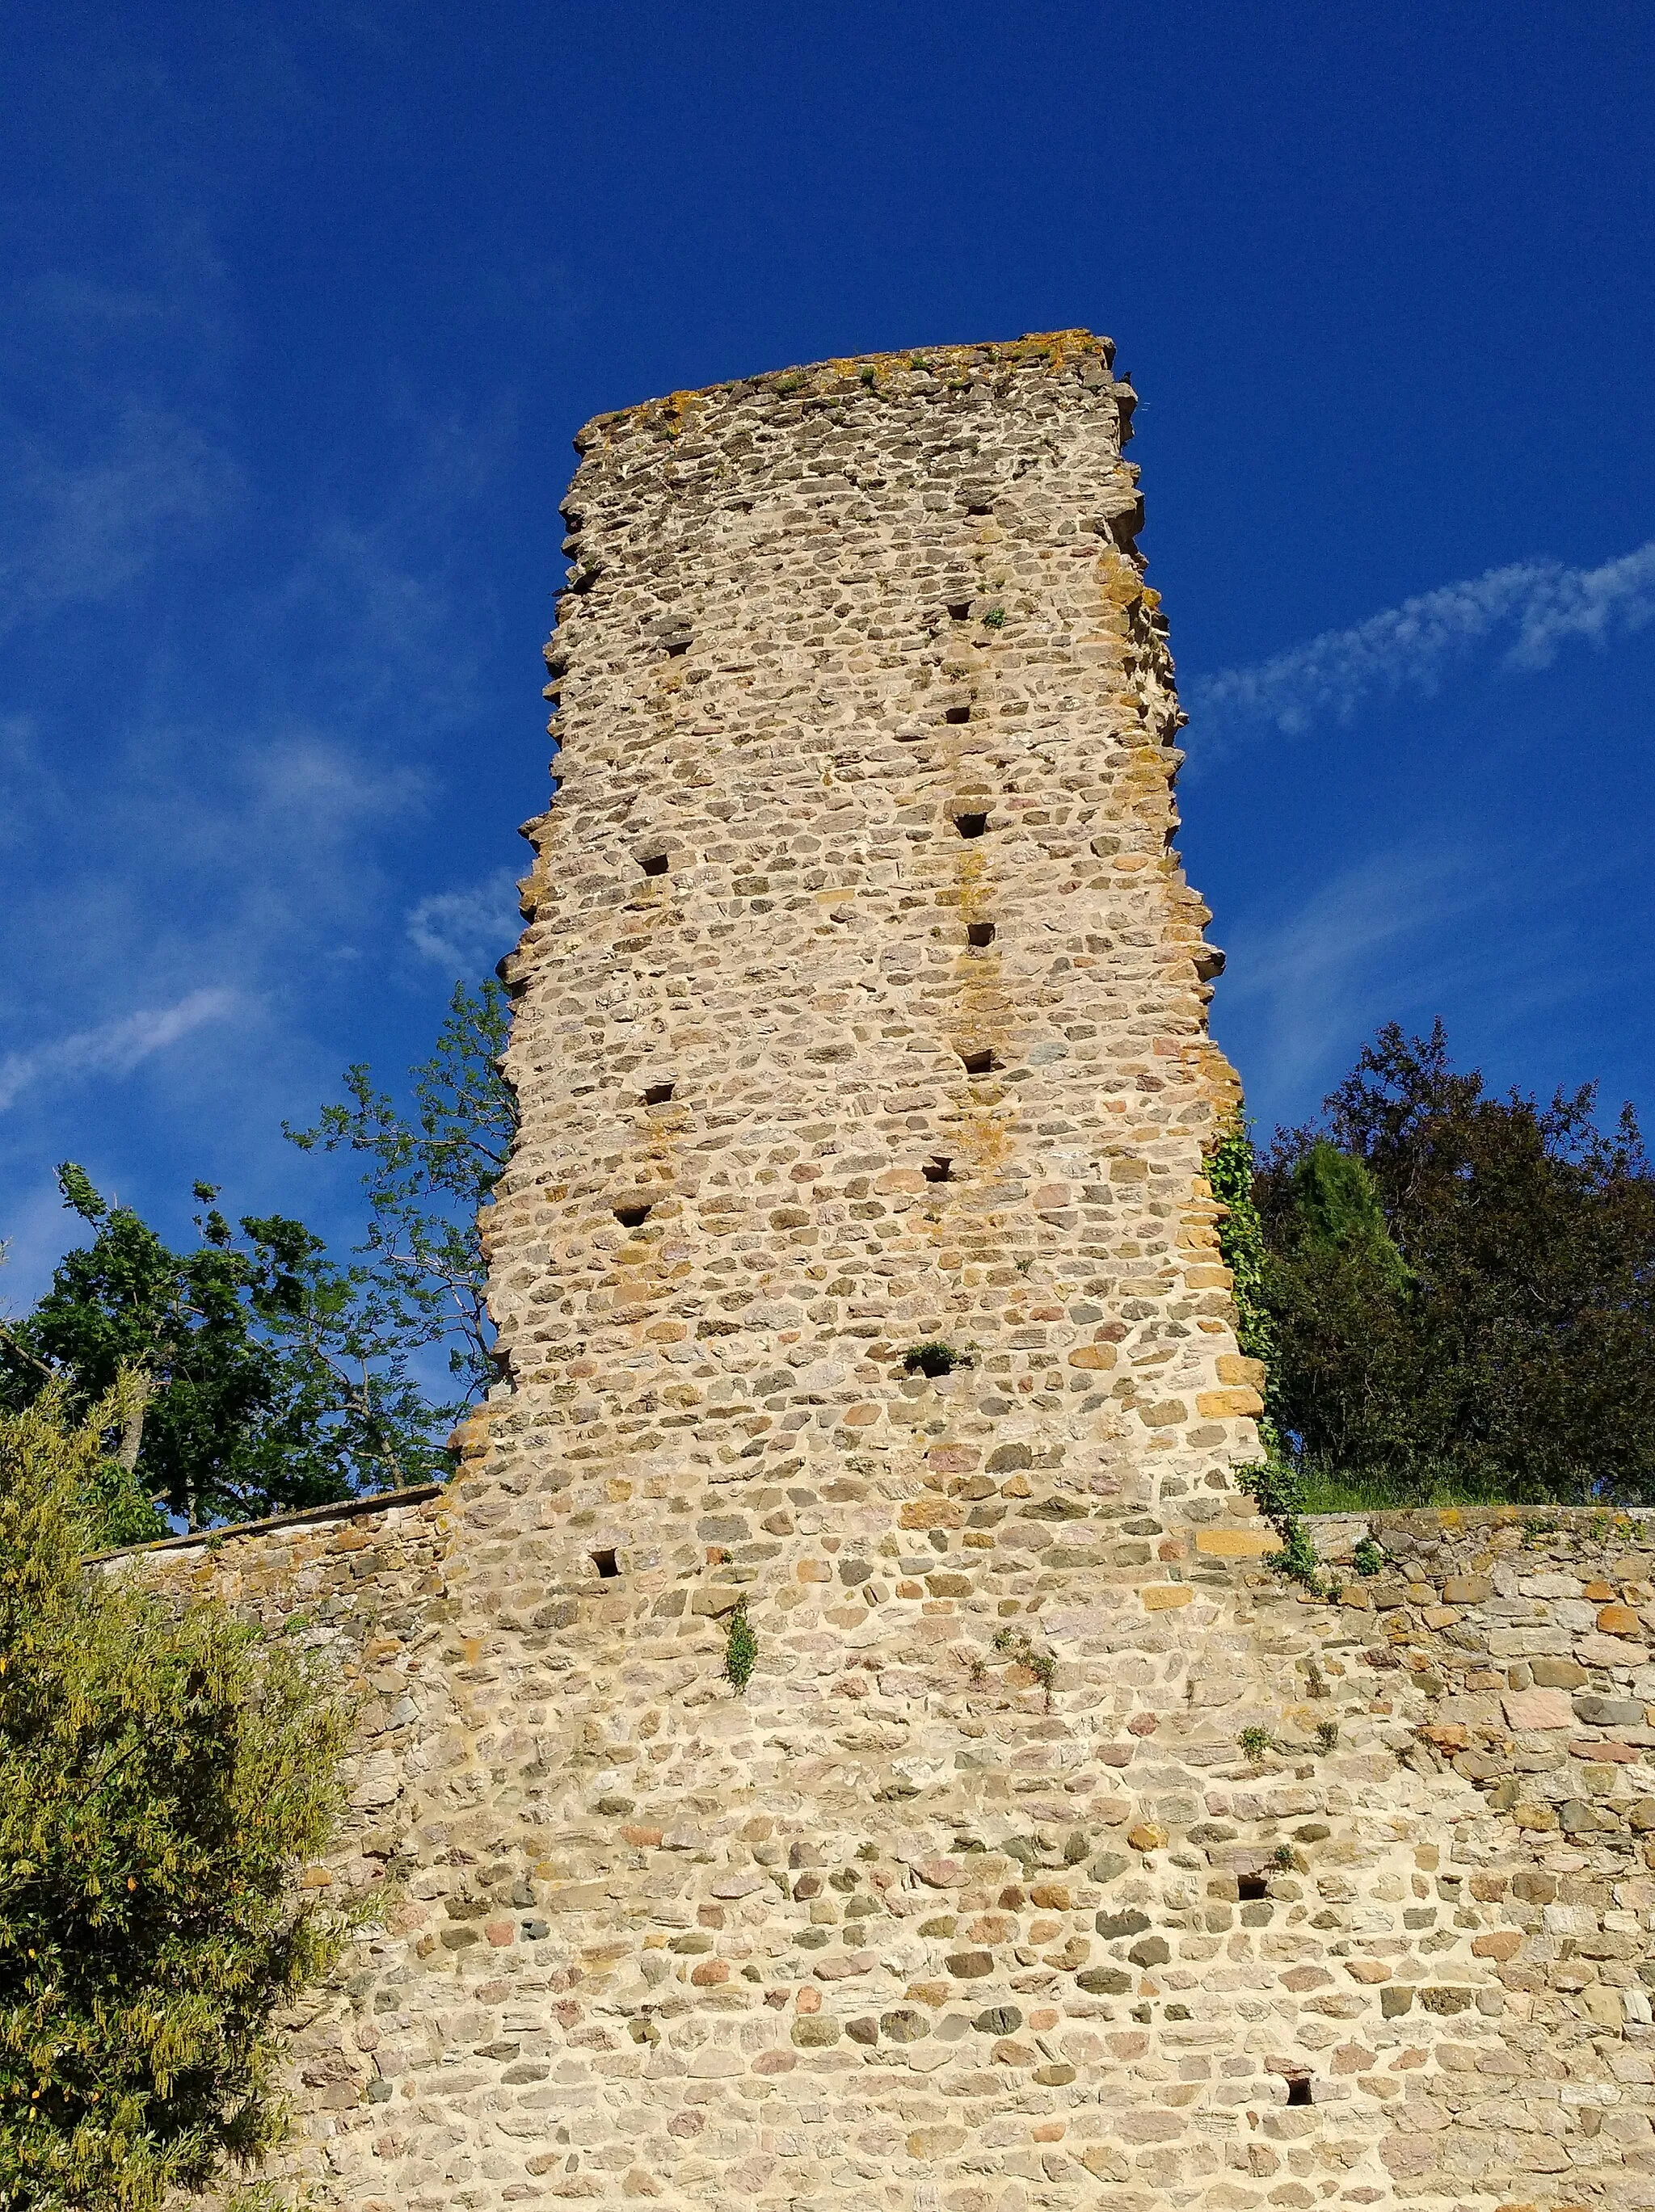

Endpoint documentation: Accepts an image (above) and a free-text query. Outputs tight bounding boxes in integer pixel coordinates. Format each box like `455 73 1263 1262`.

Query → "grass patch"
1296 1461 1581 1513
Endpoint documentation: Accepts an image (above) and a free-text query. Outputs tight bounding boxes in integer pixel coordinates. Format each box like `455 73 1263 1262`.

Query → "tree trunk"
116 1390 146 1473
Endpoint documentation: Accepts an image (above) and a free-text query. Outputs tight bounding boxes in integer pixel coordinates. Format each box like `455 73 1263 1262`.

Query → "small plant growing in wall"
992 1627 1057 1709
1352 1534 1386 1577
1270 1843 1300 1873
903 1341 966 1378
1238 1725 1277 1763
723 1596 758 1694
1314 1720 1341 1754
981 606 1007 629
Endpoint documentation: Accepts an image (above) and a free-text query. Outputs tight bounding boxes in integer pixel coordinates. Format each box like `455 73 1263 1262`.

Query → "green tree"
1259 1021 1655 1504
0 1380 358 2210
285 978 516 1411
1 1172 442 1531
0 977 512 1533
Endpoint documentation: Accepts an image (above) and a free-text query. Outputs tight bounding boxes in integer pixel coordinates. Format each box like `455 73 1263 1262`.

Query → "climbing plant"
1209 1121 1324 1593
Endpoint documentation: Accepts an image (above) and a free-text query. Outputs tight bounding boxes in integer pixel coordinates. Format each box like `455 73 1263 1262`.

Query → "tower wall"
489 330 1258 1529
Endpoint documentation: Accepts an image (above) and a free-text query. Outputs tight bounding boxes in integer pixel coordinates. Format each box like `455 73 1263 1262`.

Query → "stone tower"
253 339 1628 2212
489 330 1260 1515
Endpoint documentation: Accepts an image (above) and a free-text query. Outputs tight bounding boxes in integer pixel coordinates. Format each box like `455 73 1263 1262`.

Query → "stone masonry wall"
102 1487 449 1854
113 338 1653 2211
126 1496 1655 2212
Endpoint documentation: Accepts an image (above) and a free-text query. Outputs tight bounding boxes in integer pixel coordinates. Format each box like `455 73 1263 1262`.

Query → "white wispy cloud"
1190 536 1655 743
406 868 520 978
0 988 239 1112
0 406 240 635
1218 846 1495 1098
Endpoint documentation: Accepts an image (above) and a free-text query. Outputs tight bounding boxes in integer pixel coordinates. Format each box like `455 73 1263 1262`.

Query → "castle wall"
127 1498 1655 2210
113 337 1654 2210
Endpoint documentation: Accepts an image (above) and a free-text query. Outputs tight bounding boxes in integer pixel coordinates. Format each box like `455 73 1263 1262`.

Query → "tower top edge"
571 328 1118 452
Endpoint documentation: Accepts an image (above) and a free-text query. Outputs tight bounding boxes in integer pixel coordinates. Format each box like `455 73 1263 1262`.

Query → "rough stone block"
1501 1687 1575 1730
1195 1526 1281 1558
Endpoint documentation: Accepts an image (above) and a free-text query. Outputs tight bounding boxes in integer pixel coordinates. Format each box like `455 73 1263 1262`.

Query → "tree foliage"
0 978 514 1533
2 1173 440 1531
284 978 515 1414
0 1382 357 2209
1257 1021 1655 1505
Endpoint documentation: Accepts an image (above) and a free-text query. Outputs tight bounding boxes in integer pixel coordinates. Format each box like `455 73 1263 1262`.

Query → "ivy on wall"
1208 1122 1324 1593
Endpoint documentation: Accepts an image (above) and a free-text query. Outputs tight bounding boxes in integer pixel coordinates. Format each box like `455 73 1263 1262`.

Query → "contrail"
0 986 238 1111
1188 537 1655 743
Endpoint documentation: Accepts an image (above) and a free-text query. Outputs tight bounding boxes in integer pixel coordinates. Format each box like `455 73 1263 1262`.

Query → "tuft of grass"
1239 1726 1276 1762
1297 1459 1554 1513
903 1340 964 1377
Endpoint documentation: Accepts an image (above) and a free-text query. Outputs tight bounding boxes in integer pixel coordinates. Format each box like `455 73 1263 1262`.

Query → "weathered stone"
1097 1909 1152 1940
1531 1657 1590 1688
1501 1687 1574 1730
1075 1967 1132 1995
1194 1526 1281 1558
1574 1693 1644 1726
1598 1602 1644 1637
945 1949 995 1979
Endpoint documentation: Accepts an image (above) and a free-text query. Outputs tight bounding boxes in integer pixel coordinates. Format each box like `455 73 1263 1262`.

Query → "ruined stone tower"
488 328 1259 1543
135 338 1655 2212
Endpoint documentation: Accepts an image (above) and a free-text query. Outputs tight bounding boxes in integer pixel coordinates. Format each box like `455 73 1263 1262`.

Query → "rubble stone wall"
115 338 1654 2210
126 1496 1655 2212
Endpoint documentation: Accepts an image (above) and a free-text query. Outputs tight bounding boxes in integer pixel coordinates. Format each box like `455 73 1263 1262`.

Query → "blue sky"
2 1 1653 1299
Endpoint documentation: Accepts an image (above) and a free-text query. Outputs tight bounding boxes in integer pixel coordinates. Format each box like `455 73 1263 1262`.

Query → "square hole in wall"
592 1548 620 1579
642 1081 675 1105
614 1204 652 1227
944 706 972 725
954 812 988 838
640 852 669 877
959 1048 996 1074
1238 1873 1269 1902
966 921 996 947
1285 2077 1313 2108
922 1157 953 1183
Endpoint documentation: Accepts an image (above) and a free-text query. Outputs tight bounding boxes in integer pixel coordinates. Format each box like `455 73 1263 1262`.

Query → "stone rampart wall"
116 1493 1655 2211
102 1487 451 1869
